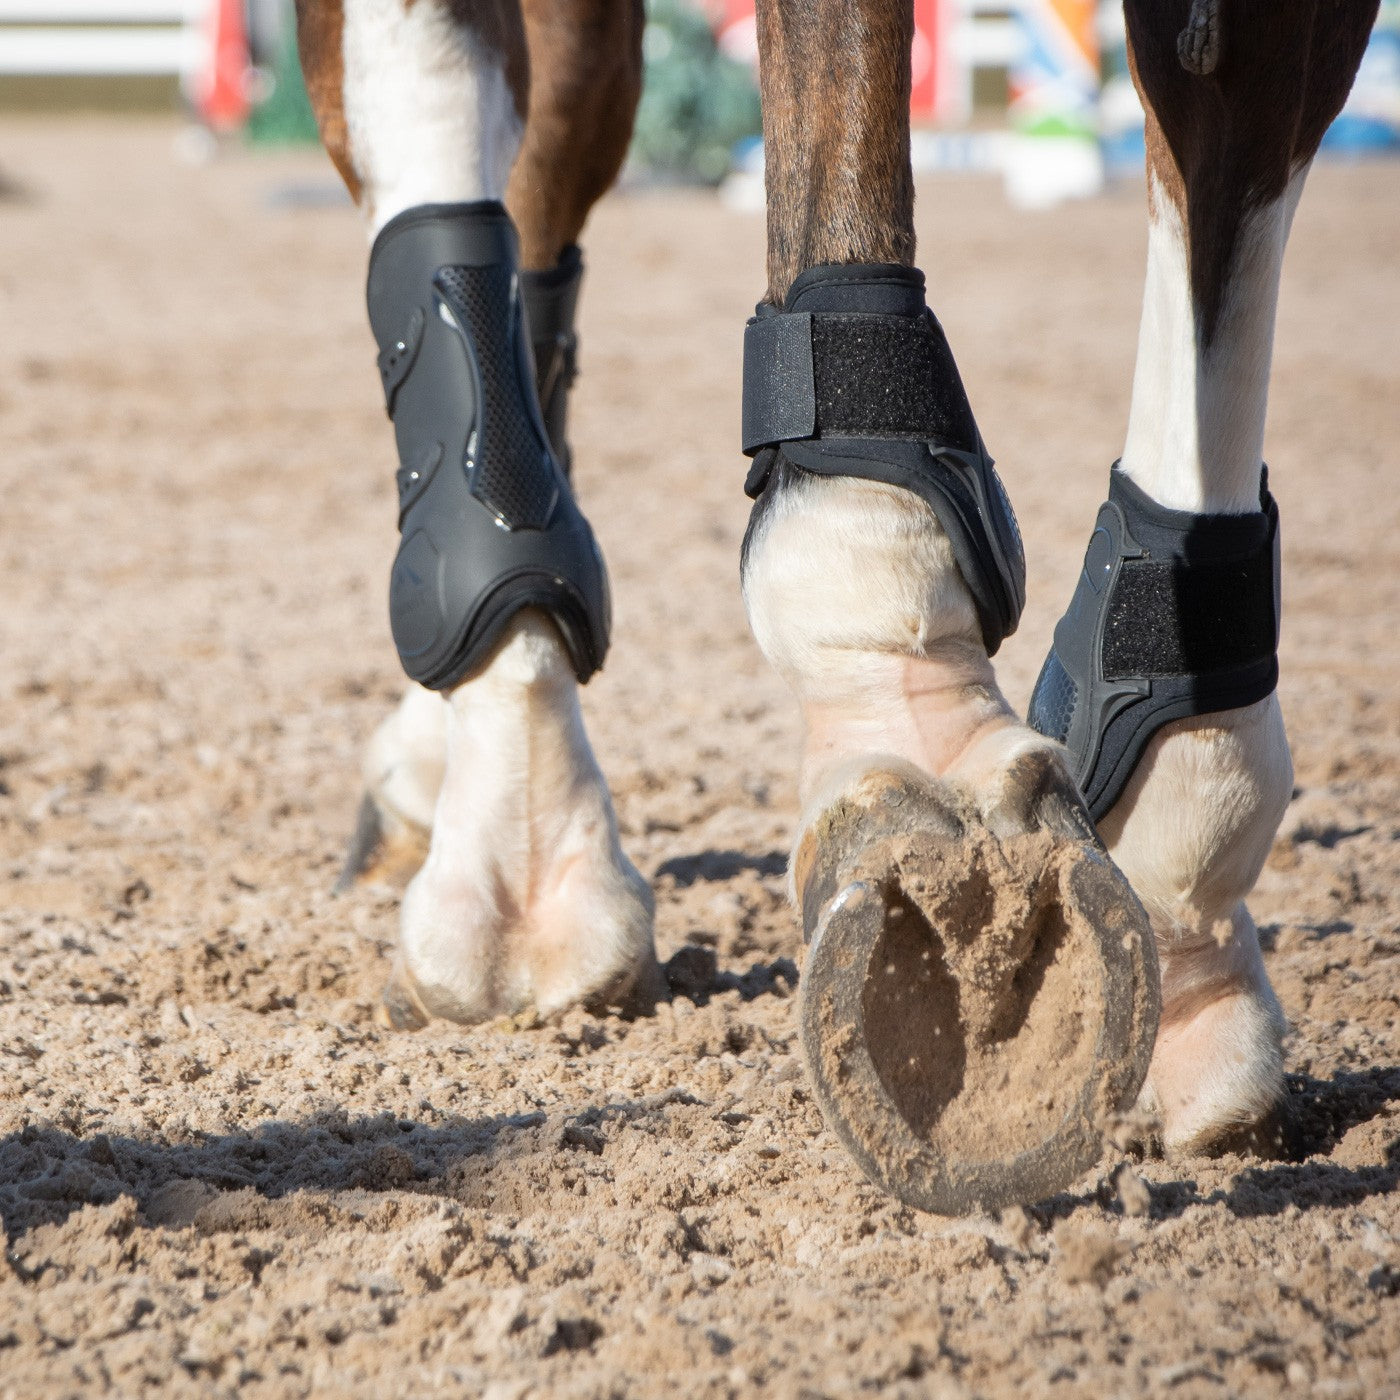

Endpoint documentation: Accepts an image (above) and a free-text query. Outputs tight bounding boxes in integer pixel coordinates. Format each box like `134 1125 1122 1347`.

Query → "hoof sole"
797 768 1159 1215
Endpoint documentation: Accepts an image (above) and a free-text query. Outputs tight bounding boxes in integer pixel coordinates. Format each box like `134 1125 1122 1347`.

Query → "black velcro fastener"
741 310 979 456
741 313 816 453
1102 553 1277 679
812 315 977 448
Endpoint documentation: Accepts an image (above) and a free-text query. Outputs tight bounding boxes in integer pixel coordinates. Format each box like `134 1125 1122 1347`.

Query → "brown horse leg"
508 1 644 473
743 0 1158 1214
508 0 643 270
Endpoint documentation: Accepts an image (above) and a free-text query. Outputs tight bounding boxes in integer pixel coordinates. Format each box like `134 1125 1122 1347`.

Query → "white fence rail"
956 0 1025 71
0 0 206 78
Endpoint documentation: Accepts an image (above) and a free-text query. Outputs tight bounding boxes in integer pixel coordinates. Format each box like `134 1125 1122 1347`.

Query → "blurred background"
1 0 1397 207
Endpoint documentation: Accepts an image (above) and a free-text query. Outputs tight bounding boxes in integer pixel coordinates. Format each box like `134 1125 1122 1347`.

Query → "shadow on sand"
1031 1063 1400 1227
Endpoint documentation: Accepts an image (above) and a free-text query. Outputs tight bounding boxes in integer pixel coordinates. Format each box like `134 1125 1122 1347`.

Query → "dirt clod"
1114 1163 1152 1218
1054 1220 1133 1287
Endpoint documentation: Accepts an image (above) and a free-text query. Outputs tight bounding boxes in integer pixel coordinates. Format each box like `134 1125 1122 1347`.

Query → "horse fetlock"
744 474 981 671
743 472 1015 798
1101 697 1292 927
386 614 657 1027
1103 697 1292 1150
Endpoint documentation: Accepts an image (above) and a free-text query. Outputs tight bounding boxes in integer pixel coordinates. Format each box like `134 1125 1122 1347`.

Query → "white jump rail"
0 0 207 77
931 0 1025 126
956 0 1026 70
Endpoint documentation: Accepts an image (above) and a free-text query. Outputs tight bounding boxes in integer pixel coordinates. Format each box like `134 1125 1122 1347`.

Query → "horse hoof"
332 791 429 895
377 963 431 1031
794 763 1159 1215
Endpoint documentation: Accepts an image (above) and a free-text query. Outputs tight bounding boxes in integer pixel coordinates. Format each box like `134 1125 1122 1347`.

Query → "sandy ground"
0 119 1398 1398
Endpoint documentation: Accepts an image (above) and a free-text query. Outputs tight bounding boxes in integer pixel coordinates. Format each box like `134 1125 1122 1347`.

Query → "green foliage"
247 0 322 146
629 0 762 184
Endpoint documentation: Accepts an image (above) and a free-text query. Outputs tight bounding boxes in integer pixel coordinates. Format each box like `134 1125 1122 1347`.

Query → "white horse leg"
1088 0 1375 1150
745 469 1157 1212
387 614 654 1026
1102 178 1303 1151
302 0 656 1023
738 1 1161 1213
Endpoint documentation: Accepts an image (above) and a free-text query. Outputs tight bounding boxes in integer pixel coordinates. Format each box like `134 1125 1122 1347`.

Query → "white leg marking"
1102 699 1292 933
338 1 652 1020
1111 173 1308 1142
743 474 1016 804
742 471 1093 925
1104 700 1293 1149
1120 169 1307 514
397 615 654 1023
362 684 446 841
340 0 523 235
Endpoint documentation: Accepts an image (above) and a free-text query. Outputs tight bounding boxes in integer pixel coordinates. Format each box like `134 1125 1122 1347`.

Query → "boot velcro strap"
1029 465 1281 820
1103 553 1277 679
741 309 980 457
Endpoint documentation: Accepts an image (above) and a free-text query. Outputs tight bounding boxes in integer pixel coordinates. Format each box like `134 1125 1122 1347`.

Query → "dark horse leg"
742 0 1159 1213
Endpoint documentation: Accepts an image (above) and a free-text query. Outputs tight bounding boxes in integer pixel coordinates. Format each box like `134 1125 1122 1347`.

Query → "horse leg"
1036 0 1377 1152
744 0 1159 1213
297 0 657 1024
321 0 644 892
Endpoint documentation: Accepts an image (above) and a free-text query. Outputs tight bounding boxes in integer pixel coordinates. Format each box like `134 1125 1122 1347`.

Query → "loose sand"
1 121 1398 1398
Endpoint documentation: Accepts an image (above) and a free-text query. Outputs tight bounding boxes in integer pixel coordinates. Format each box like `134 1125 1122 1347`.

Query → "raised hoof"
332 791 429 895
377 963 431 1031
795 765 1160 1216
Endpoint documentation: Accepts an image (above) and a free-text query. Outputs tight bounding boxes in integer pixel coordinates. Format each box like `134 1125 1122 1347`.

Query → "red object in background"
714 0 758 67
195 0 252 131
714 0 962 121
911 0 963 121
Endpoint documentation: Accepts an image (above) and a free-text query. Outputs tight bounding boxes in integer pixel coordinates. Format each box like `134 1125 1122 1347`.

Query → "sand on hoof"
854 829 1108 1169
